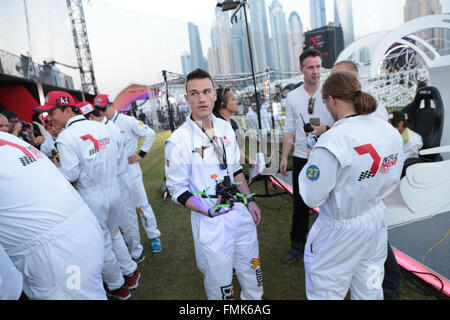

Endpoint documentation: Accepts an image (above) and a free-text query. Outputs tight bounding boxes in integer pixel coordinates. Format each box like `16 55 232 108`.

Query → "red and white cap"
34 91 76 113
76 102 95 116
93 94 113 108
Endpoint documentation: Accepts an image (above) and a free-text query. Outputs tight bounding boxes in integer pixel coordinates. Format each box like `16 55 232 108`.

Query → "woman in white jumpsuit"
299 71 404 300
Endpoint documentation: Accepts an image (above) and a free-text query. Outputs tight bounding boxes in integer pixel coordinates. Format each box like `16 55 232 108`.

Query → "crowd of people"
1 93 161 300
0 48 425 300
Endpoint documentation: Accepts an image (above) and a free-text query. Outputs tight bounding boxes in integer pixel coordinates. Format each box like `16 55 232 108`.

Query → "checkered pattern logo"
19 156 37 167
358 170 374 181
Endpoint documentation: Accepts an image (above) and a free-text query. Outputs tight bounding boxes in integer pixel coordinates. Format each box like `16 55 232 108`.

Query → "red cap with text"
34 91 76 113
93 94 113 108
76 102 95 116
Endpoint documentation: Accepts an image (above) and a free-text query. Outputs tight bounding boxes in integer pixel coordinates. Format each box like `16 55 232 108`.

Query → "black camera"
21 121 31 129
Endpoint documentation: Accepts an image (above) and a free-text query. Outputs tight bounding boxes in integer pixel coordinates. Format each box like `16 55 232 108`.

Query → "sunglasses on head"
219 87 229 98
308 97 315 114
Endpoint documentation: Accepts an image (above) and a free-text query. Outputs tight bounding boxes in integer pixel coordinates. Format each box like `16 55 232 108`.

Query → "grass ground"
129 130 438 300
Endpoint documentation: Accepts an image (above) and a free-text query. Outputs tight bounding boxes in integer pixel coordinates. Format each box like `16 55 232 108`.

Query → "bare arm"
234 172 261 226
280 133 294 176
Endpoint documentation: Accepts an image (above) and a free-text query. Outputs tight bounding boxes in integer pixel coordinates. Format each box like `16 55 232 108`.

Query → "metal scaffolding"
66 0 98 97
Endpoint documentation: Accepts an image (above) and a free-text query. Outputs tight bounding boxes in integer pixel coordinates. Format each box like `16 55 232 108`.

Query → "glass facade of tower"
310 0 326 30
269 0 291 71
288 11 304 71
249 0 274 72
188 22 208 71
334 0 355 47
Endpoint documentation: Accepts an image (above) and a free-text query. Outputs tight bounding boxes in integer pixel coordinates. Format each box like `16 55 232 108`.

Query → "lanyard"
192 118 228 172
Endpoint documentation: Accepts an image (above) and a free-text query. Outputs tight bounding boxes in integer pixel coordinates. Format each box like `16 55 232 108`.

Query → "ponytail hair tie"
353 90 362 99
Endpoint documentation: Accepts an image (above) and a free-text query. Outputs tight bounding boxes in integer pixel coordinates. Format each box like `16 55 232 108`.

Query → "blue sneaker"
151 237 162 253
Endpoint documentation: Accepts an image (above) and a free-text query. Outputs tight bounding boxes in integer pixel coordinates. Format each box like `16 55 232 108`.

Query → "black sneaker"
283 242 304 264
132 253 145 265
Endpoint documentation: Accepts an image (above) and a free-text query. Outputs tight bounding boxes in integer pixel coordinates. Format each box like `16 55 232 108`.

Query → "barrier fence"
145 65 429 134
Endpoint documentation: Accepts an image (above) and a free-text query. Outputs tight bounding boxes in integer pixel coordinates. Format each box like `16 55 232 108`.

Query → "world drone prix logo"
354 144 399 181
80 134 110 156
0 139 44 166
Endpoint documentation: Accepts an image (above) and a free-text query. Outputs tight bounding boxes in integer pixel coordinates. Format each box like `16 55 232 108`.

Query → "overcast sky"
83 0 450 97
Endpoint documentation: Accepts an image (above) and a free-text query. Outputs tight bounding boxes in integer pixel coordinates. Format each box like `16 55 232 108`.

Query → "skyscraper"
310 0 326 30
231 12 251 74
188 22 208 71
404 0 443 51
334 0 355 47
214 8 233 74
249 0 274 71
288 11 304 71
269 0 290 71
207 47 221 75
180 52 192 75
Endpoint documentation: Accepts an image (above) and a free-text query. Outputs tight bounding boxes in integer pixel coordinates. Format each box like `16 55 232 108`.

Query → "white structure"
336 14 450 228
337 14 450 154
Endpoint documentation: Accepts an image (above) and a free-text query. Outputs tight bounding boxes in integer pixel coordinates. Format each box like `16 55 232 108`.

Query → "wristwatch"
246 197 255 204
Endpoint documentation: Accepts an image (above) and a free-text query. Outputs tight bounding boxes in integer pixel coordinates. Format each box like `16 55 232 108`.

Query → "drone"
193 176 256 217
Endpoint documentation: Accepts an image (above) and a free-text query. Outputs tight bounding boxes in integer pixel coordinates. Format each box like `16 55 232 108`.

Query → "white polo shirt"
283 84 335 159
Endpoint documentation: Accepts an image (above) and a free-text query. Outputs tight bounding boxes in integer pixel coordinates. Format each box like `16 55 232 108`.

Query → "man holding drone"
164 68 263 300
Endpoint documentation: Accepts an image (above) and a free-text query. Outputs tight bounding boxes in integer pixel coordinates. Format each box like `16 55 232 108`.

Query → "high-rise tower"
310 0 326 30
249 0 273 71
334 0 354 47
269 0 290 71
288 11 304 71
188 22 208 71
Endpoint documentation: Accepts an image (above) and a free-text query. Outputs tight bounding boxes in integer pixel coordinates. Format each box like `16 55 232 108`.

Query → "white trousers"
10 209 106 300
108 179 138 275
128 164 161 241
304 205 387 300
79 181 134 291
191 203 263 300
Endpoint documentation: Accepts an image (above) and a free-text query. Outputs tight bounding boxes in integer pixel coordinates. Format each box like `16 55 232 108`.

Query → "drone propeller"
193 187 216 205
236 193 256 205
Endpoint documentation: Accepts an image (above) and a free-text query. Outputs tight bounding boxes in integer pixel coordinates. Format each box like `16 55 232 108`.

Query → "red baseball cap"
76 102 95 116
93 94 113 108
42 114 51 127
34 91 76 113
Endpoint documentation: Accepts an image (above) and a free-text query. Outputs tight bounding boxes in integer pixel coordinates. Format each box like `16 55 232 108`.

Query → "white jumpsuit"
0 132 106 299
101 117 137 276
299 115 404 300
165 115 263 300
111 111 159 259
56 115 126 291
0 244 23 300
